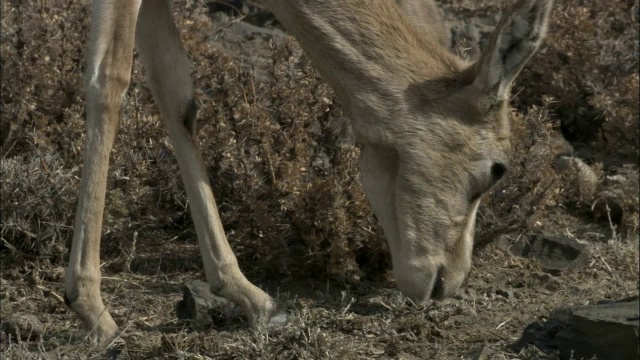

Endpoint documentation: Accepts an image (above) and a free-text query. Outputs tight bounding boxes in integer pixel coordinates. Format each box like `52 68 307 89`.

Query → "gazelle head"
356 0 554 303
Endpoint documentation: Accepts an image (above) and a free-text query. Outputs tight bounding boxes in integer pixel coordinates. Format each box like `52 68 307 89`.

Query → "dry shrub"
0 0 382 280
516 0 639 160
0 0 90 161
181 9 382 280
476 99 561 246
0 153 77 260
592 165 640 237
3 0 620 282
443 0 639 240
0 0 182 267
1 0 89 266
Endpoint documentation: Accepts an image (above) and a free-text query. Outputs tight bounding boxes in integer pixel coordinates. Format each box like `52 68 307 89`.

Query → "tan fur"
65 0 553 346
397 0 450 47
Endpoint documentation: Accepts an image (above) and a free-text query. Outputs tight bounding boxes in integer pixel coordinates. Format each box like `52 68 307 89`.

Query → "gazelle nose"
491 162 507 181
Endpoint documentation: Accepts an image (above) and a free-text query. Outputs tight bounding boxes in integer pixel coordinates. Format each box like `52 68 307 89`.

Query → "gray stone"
552 297 639 360
510 234 589 275
176 280 287 328
175 280 234 328
513 297 639 360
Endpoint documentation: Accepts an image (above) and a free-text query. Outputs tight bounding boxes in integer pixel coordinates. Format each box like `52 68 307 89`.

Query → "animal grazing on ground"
64 0 553 346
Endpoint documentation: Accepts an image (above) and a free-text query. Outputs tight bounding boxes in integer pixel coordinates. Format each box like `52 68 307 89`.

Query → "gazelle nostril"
491 162 507 181
430 265 446 300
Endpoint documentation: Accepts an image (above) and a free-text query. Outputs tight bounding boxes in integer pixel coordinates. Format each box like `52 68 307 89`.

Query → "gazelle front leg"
64 0 141 347
135 0 282 326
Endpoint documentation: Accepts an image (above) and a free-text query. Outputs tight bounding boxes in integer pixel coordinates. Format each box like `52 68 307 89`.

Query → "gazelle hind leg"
64 0 142 347
135 0 284 326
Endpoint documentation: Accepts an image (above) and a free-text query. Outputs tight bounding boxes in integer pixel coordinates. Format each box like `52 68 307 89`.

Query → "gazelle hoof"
267 306 288 327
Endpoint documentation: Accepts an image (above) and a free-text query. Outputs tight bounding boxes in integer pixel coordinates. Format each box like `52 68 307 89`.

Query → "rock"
1 314 44 341
510 234 589 275
513 297 639 360
176 281 287 328
175 280 234 328
555 156 599 201
553 297 639 360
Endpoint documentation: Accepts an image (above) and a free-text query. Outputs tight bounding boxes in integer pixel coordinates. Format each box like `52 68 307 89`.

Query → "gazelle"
65 0 553 346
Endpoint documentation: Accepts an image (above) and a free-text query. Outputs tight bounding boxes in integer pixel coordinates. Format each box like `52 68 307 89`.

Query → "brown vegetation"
1 0 637 358
517 0 639 160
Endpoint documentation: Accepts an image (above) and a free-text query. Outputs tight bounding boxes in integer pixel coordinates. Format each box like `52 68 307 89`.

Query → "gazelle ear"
473 0 553 99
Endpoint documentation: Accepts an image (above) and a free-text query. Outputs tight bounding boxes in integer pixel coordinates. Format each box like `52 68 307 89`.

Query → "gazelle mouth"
430 265 446 300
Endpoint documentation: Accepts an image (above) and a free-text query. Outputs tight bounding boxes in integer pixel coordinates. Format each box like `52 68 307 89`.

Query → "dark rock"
510 234 589 275
553 297 639 360
512 320 561 355
513 297 640 360
596 295 640 305
175 280 234 328
1 314 44 341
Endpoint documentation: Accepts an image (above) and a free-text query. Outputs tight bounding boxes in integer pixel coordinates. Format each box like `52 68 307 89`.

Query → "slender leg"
64 0 141 347
135 0 282 325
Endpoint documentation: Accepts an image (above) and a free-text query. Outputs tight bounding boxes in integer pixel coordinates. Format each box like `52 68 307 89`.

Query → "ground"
1 0 638 359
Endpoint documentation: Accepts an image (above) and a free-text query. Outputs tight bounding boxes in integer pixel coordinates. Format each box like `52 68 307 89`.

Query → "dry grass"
1 236 637 359
1 0 638 359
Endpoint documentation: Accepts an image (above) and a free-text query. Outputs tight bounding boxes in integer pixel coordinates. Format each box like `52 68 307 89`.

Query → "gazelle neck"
264 0 463 121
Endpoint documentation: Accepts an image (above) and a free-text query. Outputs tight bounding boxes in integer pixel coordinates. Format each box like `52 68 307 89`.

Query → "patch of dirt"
1 0 638 359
